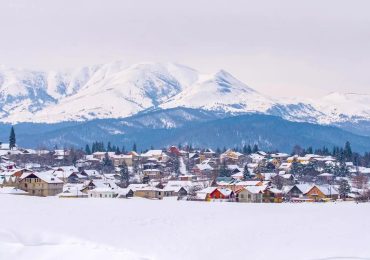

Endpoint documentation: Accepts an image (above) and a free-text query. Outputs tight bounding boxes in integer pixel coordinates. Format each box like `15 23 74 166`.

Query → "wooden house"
18 172 63 196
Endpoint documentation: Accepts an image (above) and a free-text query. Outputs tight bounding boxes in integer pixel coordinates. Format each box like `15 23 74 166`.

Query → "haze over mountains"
1 61 370 151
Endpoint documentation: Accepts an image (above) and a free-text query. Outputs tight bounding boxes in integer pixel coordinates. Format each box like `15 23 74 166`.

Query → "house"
110 154 133 167
209 188 234 201
18 171 64 196
163 186 188 197
80 178 118 194
134 187 164 200
168 146 181 156
52 170 79 183
285 184 313 199
179 174 197 181
116 188 134 198
203 148 216 158
235 186 263 203
92 151 115 161
59 184 88 198
264 187 283 203
88 187 117 198
221 149 244 164
270 153 290 160
249 153 266 163
196 187 217 201
80 169 101 179
317 173 334 183
143 169 161 180
59 189 88 198
256 172 277 181
141 150 164 160
58 183 87 198
272 173 295 187
231 172 244 180
193 163 214 176
305 185 339 201
54 149 70 160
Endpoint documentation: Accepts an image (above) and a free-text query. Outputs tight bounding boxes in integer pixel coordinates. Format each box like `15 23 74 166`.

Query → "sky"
0 0 369 98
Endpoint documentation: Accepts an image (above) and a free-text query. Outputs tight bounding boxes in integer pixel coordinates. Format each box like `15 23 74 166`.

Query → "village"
1 136 370 204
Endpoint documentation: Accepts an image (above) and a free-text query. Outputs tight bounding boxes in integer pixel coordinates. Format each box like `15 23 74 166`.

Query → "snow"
179 157 187 175
0 195 369 260
1 61 370 124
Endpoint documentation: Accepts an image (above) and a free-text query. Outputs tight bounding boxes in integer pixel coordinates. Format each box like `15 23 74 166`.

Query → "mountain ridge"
1 108 370 152
1 61 370 134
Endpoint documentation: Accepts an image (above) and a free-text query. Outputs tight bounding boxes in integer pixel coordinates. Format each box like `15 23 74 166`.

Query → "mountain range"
1 61 370 151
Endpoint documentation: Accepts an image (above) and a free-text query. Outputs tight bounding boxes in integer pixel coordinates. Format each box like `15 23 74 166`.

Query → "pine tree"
107 142 112 152
242 145 248 154
102 152 113 167
119 162 129 187
243 164 251 180
219 161 230 177
246 145 252 154
132 143 137 152
9 126 16 150
85 144 91 155
338 179 351 200
344 141 353 162
252 144 259 153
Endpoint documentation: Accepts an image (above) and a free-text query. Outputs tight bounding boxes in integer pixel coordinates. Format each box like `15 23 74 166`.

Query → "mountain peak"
0 61 370 125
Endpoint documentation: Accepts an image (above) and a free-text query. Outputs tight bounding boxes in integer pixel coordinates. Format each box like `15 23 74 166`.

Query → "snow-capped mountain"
0 61 370 128
160 70 274 113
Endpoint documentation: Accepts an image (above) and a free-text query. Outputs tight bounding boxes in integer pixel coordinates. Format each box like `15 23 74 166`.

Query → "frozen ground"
0 195 369 260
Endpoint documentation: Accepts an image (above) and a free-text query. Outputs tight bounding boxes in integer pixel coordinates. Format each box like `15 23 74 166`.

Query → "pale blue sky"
0 0 369 98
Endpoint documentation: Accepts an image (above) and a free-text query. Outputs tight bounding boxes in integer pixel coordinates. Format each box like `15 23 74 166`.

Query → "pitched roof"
20 171 63 184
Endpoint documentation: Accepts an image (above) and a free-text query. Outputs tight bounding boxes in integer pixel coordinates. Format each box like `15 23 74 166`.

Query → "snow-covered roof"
197 187 217 194
318 173 334 177
314 185 339 196
245 185 267 194
270 153 289 158
218 188 233 196
237 180 262 186
141 150 163 157
294 184 313 194
53 166 78 172
195 163 213 171
20 171 63 184
127 184 149 191
89 187 117 193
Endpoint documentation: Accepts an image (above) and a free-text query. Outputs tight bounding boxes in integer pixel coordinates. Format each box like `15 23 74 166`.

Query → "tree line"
85 141 137 155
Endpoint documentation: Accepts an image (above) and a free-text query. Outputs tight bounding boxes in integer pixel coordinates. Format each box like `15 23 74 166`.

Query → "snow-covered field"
1 195 369 260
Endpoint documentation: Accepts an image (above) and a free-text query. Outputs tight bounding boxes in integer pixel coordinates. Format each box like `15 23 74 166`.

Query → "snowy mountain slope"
0 61 370 130
0 62 202 122
160 70 275 113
